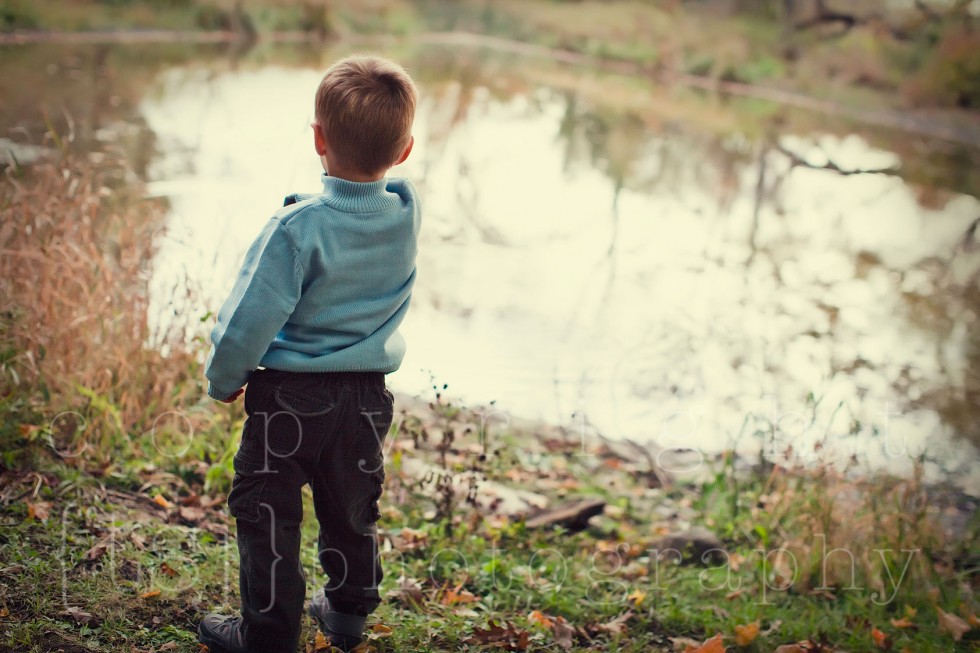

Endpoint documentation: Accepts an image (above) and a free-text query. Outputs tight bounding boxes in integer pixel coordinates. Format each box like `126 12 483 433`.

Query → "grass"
0 140 977 650
1 397 977 652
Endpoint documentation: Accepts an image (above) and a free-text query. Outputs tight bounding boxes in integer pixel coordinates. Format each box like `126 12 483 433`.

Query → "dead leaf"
671 637 703 652
683 633 726 653
201 521 230 538
140 589 161 599
392 527 428 551
159 643 178 651
528 610 555 628
160 561 179 578
596 610 632 637
465 620 529 651
313 631 330 651
809 589 836 601
937 606 971 641
0 607 9 618
761 620 782 636
440 582 477 606
179 505 206 523
367 624 393 640
727 552 745 572
734 621 759 646
26 501 51 522
890 617 915 629
553 617 575 651
152 494 172 509
390 576 424 608
349 643 376 653
85 535 112 561
60 606 101 626
871 626 888 648
627 588 646 607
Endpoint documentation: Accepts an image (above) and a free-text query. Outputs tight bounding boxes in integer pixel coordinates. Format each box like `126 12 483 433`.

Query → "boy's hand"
220 388 244 403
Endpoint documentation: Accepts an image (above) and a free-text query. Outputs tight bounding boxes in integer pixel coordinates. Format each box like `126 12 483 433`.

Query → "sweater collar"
320 174 397 213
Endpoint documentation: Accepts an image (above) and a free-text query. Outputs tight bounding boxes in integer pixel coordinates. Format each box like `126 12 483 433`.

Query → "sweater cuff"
207 381 239 401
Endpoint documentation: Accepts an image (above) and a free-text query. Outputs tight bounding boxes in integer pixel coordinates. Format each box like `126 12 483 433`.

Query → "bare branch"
775 143 901 177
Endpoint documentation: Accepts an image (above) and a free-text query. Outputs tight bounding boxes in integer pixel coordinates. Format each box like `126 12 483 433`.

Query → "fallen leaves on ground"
871 626 888 648
367 623 393 640
152 494 172 509
309 631 364 652
439 581 478 606
464 620 530 651
160 561 180 577
627 588 646 606
528 610 554 628
85 534 114 561
552 617 575 650
391 527 429 551
681 633 726 653
390 576 424 608
937 606 971 641
179 505 206 524
312 631 330 651
596 610 632 637
734 621 759 646
26 500 51 522
772 640 832 653
527 610 576 650
671 637 703 652
59 606 101 626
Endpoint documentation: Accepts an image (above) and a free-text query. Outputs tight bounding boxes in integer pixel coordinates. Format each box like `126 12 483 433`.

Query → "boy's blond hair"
315 55 417 177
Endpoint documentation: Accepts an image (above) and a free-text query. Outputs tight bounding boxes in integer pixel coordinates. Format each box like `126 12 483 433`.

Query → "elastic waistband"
252 368 385 385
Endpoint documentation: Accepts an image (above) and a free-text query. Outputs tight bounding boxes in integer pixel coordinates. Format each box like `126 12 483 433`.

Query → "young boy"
198 55 419 653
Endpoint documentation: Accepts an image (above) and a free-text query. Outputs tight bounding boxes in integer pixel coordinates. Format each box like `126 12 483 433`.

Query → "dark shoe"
198 614 248 653
307 591 366 652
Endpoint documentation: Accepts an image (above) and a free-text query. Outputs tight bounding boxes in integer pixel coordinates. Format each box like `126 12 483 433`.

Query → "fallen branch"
524 498 606 531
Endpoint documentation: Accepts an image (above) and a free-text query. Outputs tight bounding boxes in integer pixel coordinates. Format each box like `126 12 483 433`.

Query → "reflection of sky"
141 64 979 489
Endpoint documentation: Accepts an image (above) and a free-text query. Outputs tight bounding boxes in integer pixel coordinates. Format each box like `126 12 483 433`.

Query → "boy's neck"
322 154 384 183
327 171 384 183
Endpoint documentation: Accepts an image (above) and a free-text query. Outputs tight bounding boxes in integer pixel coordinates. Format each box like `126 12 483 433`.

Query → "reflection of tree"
0 42 238 179
553 92 754 205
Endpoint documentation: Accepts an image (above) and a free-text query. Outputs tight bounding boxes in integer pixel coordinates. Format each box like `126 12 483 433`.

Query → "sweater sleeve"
204 218 302 400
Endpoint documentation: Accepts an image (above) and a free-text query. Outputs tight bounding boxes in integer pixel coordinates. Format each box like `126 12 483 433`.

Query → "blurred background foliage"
1 0 978 109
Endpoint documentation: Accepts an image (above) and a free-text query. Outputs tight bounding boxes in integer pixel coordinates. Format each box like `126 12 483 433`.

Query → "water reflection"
3 43 977 488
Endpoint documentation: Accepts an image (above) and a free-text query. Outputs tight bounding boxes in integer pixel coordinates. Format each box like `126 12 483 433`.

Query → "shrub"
904 25 980 108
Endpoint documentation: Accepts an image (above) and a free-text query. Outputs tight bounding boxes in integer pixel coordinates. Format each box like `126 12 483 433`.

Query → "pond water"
3 42 979 488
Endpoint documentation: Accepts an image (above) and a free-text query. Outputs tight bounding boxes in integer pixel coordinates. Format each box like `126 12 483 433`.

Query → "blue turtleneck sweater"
205 174 420 400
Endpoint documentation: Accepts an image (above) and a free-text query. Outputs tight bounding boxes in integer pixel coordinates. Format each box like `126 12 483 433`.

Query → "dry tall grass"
0 152 203 463
755 464 954 600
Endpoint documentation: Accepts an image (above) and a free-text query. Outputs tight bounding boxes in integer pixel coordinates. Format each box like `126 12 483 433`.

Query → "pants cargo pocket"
228 452 268 523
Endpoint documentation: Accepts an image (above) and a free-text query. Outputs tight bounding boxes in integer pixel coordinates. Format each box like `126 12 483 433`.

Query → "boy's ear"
311 122 327 156
393 136 414 167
